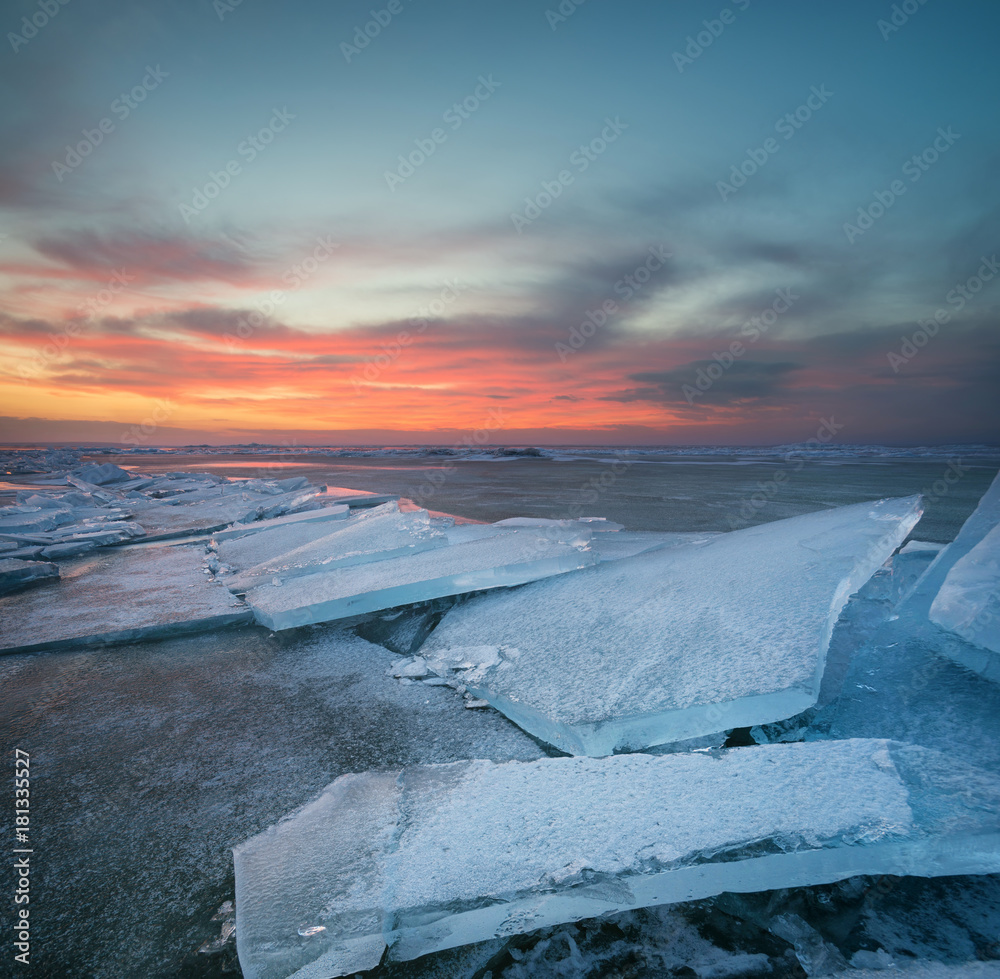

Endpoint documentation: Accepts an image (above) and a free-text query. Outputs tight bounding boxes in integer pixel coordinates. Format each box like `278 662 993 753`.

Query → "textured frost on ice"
233 738 1000 979
421 497 922 754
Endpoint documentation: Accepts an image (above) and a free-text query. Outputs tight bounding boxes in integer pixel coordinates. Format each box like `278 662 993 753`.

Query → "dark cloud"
33 230 260 285
626 360 803 405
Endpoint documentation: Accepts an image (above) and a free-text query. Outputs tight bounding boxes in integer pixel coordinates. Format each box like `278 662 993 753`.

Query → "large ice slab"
929 523 1000 677
223 505 444 593
233 739 1000 979
420 497 921 754
0 544 251 654
243 526 595 631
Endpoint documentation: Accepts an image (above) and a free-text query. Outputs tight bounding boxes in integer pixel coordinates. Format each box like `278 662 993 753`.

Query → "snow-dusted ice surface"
244 526 595 631
0 544 251 653
233 738 1000 979
420 497 921 754
0 556 59 595
929 523 1000 680
223 504 446 593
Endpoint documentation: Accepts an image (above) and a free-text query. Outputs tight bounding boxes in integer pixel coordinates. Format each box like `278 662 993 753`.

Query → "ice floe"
233 738 1000 979
418 497 921 754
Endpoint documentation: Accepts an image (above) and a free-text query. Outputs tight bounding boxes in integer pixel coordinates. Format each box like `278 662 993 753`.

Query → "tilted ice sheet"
224 505 445 593
233 738 1000 979
884 469 1000 682
588 530 717 563
900 469 1000 619
421 497 921 754
243 527 595 631
929 523 1000 681
217 505 390 571
210 504 349 543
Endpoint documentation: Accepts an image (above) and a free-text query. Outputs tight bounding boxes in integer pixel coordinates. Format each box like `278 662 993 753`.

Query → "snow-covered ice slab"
421 497 921 754
224 506 445 593
929 523 1000 680
0 545 251 654
0 558 58 595
233 739 1000 979
243 527 595 631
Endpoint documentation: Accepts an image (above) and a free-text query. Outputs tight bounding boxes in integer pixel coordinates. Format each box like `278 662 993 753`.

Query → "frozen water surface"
0 625 543 977
421 497 921 754
233 738 1000 979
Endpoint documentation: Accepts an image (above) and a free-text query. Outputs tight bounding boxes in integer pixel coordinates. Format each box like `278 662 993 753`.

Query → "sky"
1 0 998 447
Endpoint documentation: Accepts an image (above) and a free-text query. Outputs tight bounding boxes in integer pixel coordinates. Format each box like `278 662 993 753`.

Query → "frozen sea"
2 446 1000 978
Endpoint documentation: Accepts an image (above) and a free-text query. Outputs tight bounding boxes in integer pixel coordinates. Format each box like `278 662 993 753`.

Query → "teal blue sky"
1 0 998 444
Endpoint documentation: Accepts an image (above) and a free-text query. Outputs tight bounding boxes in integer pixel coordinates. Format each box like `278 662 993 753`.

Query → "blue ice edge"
387 834 1000 963
233 739 1000 979
467 685 817 756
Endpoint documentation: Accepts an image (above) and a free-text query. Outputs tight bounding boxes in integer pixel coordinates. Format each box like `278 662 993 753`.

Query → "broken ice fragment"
895 470 1000 682
899 469 1000 619
421 497 921 754
233 738 1000 979
243 527 595 631
929 522 1000 680
0 558 59 596
73 462 131 485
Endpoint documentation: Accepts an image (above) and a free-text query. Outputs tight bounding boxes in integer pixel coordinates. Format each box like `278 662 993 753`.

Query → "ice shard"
420 497 921 754
233 739 1000 979
0 557 59 595
898 469 1000 619
928 523 1000 680
243 526 595 632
